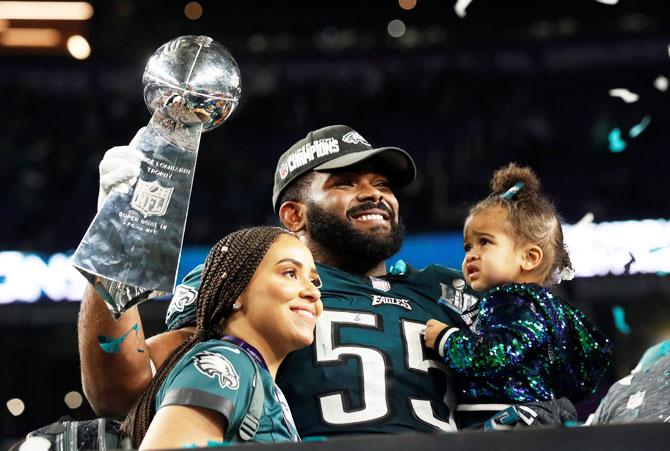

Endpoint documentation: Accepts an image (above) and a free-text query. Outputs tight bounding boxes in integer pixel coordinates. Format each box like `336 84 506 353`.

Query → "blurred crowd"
1 42 668 253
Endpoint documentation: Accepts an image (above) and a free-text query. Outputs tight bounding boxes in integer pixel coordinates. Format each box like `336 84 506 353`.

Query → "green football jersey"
164 261 479 436
276 262 478 436
155 340 300 443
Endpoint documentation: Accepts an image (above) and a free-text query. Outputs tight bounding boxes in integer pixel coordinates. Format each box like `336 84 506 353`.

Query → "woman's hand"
424 319 449 350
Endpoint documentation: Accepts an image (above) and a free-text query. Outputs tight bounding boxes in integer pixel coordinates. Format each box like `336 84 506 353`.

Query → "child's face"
461 207 524 292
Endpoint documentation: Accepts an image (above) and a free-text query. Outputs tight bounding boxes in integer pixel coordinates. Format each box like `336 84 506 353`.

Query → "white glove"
97 127 146 211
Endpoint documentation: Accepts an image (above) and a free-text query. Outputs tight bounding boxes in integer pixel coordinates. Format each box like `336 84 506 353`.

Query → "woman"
122 226 323 449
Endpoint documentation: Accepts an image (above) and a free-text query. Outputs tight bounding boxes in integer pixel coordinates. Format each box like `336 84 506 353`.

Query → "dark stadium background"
1 0 669 446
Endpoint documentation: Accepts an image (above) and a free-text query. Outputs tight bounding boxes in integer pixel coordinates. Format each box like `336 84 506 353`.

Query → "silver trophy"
73 35 241 316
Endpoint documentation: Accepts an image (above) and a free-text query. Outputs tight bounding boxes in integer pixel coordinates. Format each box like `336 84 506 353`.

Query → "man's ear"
520 244 543 272
278 201 307 232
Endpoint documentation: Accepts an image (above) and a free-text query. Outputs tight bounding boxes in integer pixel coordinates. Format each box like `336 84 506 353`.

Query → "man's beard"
305 200 405 274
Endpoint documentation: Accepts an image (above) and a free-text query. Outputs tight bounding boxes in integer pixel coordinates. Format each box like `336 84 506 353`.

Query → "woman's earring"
232 303 241 311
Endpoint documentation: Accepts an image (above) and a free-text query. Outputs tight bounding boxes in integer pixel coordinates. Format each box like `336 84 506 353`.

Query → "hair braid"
122 226 289 447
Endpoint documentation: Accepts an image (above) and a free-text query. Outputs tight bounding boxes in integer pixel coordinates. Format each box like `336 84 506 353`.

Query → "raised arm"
78 285 195 418
78 285 153 418
77 129 154 417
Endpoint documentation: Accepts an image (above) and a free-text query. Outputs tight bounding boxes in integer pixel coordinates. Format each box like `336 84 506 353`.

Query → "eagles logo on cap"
342 131 370 146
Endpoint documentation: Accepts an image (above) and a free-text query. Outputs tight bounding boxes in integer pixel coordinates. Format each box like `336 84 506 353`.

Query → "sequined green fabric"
442 283 612 403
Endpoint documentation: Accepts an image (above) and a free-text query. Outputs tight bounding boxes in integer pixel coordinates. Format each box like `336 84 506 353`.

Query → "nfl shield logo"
369 276 391 292
131 179 174 217
279 163 289 179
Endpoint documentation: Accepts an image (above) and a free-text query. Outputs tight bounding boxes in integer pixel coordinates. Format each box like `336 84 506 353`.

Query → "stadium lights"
66 33 89 59
0 27 60 46
0 1 93 20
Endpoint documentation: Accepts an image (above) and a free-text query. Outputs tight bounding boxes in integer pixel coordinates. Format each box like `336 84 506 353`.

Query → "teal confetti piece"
98 323 139 354
612 306 631 334
650 244 670 253
629 116 652 138
636 341 670 371
563 420 582 428
608 128 627 153
389 259 407 275
658 271 669 277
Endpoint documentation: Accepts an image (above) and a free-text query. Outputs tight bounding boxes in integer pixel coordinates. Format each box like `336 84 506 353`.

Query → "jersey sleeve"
439 292 549 377
158 343 255 432
165 264 203 330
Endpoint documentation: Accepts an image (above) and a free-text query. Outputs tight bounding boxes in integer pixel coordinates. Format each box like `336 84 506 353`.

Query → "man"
588 340 670 425
79 124 478 436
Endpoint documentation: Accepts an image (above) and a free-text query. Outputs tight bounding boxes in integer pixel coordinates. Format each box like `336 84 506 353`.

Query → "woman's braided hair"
121 226 290 447
469 163 573 286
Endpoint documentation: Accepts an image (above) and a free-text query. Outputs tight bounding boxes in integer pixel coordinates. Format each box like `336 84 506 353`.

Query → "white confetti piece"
609 88 639 103
454 0 474 18
574 212 594 227
594 0 619 5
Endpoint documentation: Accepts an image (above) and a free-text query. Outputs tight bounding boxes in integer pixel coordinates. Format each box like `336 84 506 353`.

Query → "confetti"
594 0 619 5
608 128 627 152
629 116 652 138
612 305 631 335
653 76 668 92
637 341 670 371
389 259 408 275
649 244 670 253
454 0 474 18
574 212 594 227
98 323 140 354
609 88 639 103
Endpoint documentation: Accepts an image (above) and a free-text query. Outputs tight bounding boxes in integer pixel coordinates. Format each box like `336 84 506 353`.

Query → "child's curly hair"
469 163 573 286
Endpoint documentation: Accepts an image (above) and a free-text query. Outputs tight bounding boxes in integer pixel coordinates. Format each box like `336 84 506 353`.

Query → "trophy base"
77 269 167 318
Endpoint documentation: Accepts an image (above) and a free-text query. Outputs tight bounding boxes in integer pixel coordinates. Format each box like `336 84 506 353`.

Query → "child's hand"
424 319 449 349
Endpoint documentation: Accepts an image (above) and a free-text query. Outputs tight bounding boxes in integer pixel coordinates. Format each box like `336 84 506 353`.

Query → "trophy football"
72 35 241 316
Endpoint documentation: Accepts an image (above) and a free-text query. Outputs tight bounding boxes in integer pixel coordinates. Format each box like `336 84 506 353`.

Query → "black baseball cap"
272 124 416 212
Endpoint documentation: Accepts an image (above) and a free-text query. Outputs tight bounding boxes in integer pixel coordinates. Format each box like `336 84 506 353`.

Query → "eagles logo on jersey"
167 284 197 316
194 351 240 390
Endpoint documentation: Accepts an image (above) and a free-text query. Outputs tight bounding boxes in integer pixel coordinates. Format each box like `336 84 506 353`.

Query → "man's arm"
78 285 153 419
78 128 174 418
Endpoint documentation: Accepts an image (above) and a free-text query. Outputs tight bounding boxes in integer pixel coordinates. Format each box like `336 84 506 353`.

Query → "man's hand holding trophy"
73 35 241 316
